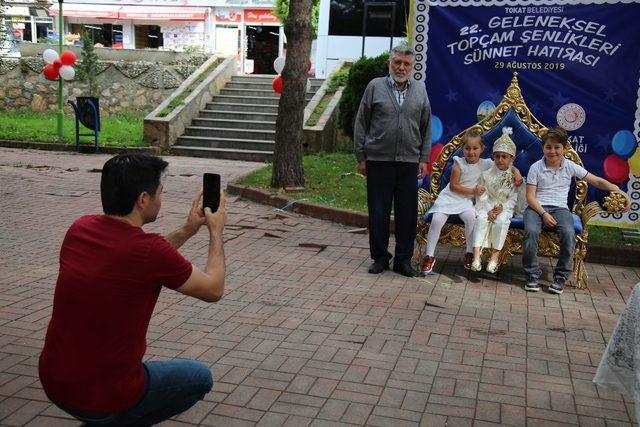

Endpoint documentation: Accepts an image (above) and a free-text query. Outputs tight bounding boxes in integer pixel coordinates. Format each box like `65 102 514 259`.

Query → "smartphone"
203 173 221 213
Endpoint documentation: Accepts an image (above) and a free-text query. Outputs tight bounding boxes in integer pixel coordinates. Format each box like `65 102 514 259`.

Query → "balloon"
59 65 75 81
307 59 312 71
272 75 283 94
53 59 62 69
60 50 77 66
431 115 443 144
611 130 637 160
628 145 640 177
273 56 285 74
603 154 630 184
43 64 59 81
42 49 59 65
428 143 444 173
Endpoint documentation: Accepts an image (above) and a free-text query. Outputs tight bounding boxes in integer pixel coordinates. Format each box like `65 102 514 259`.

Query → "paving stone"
1 148 638 426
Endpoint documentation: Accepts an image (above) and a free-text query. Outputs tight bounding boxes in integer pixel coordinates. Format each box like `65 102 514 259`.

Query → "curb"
228 184 638 268
227 183 377 229
0 139 161 155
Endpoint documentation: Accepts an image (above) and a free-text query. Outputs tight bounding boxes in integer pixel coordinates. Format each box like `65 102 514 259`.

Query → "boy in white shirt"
523 127 629 294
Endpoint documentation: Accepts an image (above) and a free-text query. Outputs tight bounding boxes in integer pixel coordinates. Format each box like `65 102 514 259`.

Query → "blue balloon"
611 130 637 160
431 116 443 144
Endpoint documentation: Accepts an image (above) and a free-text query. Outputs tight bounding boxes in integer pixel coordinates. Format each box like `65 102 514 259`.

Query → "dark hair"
461 129 485 149
542 127 569 148
100 154 168 216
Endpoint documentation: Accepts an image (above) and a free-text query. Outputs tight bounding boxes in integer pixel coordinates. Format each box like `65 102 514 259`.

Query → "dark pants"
50 359 213 426
366 160 418 265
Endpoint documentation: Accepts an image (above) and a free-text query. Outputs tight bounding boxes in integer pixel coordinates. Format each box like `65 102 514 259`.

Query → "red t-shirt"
39 215 193 414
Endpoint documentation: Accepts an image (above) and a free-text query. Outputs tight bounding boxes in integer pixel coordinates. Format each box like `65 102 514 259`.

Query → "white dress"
593 282 640 423
472 164 518 250
428 157 493 215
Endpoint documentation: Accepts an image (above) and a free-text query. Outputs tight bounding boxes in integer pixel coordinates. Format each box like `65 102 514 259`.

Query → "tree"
76 32 99 97
273 0 320 39
0 4 10 57
270 0 314 188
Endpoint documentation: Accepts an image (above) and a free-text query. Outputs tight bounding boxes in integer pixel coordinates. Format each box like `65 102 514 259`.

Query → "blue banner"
413 1 640 226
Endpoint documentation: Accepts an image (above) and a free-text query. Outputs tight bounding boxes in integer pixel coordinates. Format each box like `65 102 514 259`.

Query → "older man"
354 45 432 277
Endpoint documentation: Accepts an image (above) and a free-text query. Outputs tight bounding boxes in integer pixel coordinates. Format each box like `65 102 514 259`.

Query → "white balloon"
59 65 75 81
273 56 286 74
42 49 59 65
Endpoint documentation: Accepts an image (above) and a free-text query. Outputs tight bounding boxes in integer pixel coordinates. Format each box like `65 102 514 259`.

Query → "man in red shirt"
39 154 227 425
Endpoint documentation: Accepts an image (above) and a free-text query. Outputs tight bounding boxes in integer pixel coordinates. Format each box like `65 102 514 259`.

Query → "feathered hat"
493 127 516 156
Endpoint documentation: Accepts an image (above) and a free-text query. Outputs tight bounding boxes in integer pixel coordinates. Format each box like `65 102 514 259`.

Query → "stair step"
213 95 281 105
191 118 276 130
185 126 275 141
198 110 277 121
176 135 275 151
205 102 278 113
225 82 323 91
170 145 273 162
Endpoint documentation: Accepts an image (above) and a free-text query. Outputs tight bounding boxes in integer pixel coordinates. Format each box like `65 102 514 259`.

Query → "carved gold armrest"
579 191 630 226
418 188 431 218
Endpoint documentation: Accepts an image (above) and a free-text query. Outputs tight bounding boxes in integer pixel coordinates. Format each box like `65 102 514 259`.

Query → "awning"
49 3 120 19
118 6 208 21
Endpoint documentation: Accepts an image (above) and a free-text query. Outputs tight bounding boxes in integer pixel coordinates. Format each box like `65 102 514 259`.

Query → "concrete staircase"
171 75 324 162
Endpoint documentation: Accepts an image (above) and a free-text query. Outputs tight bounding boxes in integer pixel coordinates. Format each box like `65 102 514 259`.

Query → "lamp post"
57 0 64 140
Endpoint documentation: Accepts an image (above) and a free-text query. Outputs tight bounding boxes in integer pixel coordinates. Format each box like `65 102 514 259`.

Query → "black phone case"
203 173 221 212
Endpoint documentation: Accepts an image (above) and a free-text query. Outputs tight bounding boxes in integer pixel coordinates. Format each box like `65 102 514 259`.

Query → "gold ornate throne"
415 72 629 289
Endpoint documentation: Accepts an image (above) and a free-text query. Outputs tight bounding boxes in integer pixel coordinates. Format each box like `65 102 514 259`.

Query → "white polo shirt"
526 158 588 209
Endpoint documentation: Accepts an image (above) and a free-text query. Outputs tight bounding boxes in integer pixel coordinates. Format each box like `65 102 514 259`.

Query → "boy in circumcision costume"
471 127 520 273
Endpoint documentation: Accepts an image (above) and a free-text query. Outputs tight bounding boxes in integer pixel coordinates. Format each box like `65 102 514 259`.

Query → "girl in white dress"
422 131 492 274
471 127 519 273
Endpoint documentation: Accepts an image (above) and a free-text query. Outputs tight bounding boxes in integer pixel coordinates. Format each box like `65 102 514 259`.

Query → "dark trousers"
366 161 418 265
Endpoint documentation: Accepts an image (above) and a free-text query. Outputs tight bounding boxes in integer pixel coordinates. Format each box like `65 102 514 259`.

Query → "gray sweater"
354 76 432 163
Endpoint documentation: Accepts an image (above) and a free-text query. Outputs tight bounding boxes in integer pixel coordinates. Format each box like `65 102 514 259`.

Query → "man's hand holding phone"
204 190 227 236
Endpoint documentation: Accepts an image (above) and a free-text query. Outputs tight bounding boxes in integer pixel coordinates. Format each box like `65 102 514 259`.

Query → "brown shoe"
421 256 436 275
464 252 473 270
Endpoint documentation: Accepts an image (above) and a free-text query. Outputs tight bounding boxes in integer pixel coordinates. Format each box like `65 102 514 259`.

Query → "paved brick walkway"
1 147 639 426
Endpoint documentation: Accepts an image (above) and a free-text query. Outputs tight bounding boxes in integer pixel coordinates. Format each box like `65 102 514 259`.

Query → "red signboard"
49 3 120 19
118 6 207 21
243 9 279 24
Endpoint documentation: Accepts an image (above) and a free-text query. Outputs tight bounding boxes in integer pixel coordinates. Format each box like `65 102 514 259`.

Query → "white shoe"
486 260 498 274
471 259 482 272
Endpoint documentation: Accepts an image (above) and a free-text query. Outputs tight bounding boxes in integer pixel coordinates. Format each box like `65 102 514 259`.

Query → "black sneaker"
368 260 389 274
549 279 564 295
524 277 541 292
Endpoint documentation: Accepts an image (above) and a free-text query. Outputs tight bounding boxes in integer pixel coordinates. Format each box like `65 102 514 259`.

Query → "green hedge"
338 52 389 139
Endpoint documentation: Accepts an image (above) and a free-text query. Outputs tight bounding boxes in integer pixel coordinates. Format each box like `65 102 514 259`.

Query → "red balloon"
43 64 60 81
272 75 283 94
60 50 77 66
53 59 62 69
428 143 444 173
603 154 630 184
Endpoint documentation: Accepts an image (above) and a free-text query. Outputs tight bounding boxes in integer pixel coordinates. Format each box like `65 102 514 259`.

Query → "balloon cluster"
603 129 638 184
271 56 312 94
42 48 77 81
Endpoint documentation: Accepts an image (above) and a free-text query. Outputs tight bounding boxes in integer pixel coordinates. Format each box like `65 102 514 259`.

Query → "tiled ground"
1 147 639 426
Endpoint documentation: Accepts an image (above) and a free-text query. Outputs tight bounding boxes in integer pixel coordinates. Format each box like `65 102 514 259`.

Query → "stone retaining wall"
0 52 208 115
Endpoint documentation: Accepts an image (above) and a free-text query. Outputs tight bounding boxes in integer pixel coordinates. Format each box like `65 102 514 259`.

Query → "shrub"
337 52 389 139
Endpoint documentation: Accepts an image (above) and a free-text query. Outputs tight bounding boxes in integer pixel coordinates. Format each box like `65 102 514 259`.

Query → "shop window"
8 18 32 42
135 25 163 49
328 0 408 37
35 19 54 43
69 23 123 48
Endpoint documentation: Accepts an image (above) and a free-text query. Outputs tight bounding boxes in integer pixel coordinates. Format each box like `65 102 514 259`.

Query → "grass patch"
236 152 367 212
589 225 639 246
0 110 146 147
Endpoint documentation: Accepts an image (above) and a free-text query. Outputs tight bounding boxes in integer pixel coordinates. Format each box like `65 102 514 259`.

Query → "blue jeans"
522 206 575 282
52 359 213 426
